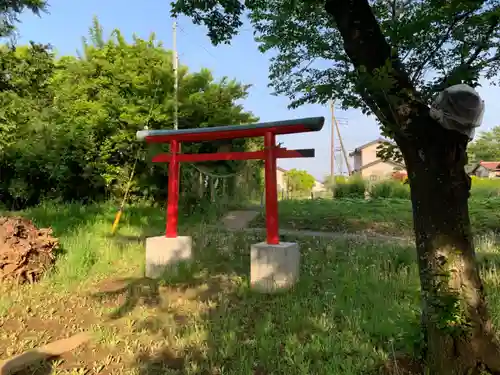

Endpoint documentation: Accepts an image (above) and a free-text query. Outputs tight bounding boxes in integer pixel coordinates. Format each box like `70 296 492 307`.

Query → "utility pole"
335 119 352 175
173 21 179 130
330 100 335 197
337 147 344 175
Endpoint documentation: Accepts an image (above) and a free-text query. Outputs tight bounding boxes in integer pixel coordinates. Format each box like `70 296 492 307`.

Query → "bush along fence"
329 176 500 200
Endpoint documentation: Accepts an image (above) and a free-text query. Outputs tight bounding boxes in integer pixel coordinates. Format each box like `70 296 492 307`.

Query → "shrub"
334 175 366 199
370 179 410 199
391 171 407 182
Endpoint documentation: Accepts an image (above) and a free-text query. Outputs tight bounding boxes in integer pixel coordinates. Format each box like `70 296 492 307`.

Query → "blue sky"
17 0 500 180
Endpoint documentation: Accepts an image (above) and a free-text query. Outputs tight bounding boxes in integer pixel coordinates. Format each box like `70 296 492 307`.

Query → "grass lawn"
1 201 500 374
250 198 500 237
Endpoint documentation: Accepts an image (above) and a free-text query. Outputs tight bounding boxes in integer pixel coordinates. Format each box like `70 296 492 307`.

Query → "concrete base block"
145 236 192 279
250 242 300 293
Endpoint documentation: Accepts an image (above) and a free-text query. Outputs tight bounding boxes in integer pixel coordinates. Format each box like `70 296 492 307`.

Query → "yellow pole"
110 150 140 235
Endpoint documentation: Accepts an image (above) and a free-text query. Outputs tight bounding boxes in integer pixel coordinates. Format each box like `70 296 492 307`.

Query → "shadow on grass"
92 227 250 318
92 230 423 374
92 277 161 319
1 357 61 375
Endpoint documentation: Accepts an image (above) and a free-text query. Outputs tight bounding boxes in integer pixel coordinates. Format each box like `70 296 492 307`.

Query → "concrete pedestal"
145 236 192 279
250 242 300 293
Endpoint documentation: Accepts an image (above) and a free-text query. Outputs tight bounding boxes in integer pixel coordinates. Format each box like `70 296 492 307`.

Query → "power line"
176 22 272 98
177 24 217 60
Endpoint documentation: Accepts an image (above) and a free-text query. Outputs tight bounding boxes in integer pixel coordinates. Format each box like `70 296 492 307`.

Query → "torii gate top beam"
136 117 325 143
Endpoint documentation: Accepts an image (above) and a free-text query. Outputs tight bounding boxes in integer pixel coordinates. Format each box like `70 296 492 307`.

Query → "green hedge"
370 179 410 199
369 177 500 199
331 176 500 200
333 175 366 199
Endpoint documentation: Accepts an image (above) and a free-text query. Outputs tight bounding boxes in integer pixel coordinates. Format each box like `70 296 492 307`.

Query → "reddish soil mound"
0 216 58 284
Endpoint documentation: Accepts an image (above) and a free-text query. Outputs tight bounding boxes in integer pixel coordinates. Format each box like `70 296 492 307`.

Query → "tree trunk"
400 116 500 374
323 1 500 372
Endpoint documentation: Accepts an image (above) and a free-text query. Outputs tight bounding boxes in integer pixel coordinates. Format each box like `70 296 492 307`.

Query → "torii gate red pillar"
166 140 180 238
264 132 279 244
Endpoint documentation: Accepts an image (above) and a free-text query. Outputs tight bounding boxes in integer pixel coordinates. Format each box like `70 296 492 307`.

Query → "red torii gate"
136 117 324 244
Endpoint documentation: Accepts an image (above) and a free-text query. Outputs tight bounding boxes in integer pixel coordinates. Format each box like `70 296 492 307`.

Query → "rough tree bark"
399 115 500 374
325 0 500 373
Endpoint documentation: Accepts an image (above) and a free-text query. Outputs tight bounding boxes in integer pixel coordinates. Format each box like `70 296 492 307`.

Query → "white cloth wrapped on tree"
429 84 485 140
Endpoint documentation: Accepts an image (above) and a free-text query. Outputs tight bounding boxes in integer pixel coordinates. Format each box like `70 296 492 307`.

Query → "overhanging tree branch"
411 9 476 84
390 0 397 22
431 14 499 91
323 0 424 136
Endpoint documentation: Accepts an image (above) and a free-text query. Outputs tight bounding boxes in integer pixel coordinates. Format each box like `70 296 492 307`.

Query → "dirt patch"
346 219 413 237
221 210 260 230
0 332 91 375
0 216 58 284
0 290 130 374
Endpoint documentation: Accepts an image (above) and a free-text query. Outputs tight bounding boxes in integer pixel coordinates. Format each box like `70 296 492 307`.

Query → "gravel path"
218 210 413 244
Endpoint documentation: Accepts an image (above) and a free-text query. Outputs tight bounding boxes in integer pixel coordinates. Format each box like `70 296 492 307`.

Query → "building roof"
349 138 394 156
356 159 405 171
471 161 500 172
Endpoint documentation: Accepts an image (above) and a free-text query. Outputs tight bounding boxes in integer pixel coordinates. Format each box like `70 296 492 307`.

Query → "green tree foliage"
0 18 262 208
468 126 500 162
171 0 500 373
171 1 499 110
0 0 46 38
285 168 315 194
